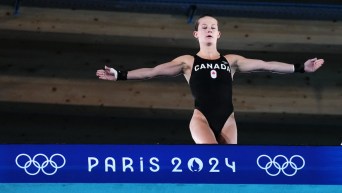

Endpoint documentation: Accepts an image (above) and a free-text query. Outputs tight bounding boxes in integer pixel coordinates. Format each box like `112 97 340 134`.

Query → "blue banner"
0 145 341 184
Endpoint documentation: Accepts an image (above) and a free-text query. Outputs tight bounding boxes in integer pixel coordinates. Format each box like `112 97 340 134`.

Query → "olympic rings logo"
15 153 66 175
256 154 305 177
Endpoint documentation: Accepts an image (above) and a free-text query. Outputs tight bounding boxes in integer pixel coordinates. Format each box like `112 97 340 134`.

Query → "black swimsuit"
189 54 234 137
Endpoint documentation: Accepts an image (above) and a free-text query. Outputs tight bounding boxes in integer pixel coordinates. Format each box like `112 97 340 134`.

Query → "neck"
198 47 220 59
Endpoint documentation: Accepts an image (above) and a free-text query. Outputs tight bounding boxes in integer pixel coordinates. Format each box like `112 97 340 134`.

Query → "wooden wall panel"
0 5 341 145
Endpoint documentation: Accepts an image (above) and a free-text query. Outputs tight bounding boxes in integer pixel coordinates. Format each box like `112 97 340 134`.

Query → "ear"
217 31 221 39
193 31 198 38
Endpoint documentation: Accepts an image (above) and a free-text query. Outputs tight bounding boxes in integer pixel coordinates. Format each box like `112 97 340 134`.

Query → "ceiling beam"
0 5 341 53
2 0 342 20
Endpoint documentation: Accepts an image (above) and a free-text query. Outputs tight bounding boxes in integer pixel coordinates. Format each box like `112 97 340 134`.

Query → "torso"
187 54 234 137
188 54 233 106
181 54 236 83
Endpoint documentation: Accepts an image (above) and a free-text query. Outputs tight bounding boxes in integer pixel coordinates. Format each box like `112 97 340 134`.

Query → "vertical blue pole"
187 5 197 24
14 0 21 16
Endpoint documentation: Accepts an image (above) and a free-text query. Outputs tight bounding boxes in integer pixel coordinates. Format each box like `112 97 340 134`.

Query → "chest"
191 59 232 81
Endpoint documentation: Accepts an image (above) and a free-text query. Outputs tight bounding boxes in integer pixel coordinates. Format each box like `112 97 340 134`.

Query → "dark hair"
194 14 216 31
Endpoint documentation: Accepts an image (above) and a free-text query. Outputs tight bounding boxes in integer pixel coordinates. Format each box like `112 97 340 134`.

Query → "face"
193 16 221 46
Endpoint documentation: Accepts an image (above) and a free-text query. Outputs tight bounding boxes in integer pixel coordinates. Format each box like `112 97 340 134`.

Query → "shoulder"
173 54 194 61
172 55 194 66
223 54 245 60
223 54 245 67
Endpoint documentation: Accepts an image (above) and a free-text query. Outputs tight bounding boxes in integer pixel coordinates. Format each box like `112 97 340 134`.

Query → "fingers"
96 69 110 79
313 59 324 66
307 58 324 72
97 73 110 80
96 66 111 75
99 76 107 80
96 69 105 76
310 58 317 62
310 58 324 64
308 58 324 66
315 59 324 65
314 59 324 69
304 58 324 72
96 68 116 81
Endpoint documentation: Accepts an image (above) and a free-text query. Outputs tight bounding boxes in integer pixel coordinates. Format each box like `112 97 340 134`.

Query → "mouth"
206 35 213 38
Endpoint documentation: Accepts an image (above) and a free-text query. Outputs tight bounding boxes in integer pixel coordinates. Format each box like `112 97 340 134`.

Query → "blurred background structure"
0 0 341 145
